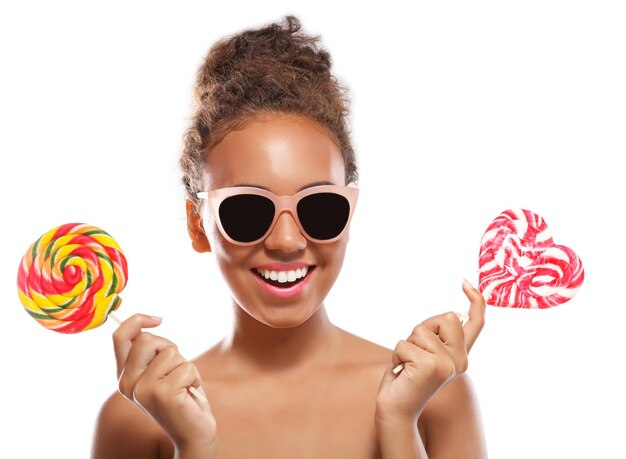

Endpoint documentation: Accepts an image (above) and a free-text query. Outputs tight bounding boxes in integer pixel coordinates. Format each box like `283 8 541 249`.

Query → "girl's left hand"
375 281 486 424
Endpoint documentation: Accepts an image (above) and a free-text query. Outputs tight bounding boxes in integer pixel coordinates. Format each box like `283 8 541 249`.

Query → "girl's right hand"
113 314 217 456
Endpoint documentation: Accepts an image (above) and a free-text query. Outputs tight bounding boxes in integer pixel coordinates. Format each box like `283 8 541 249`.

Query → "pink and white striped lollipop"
478 209 584 308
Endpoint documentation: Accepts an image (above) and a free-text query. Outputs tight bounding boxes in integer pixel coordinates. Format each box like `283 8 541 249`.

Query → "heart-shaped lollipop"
478 209 584 308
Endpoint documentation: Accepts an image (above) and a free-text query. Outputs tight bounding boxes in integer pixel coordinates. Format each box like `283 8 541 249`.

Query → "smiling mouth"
251 265 316 288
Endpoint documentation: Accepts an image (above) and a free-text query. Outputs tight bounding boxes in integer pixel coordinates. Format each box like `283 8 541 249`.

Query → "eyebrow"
233 181 336 192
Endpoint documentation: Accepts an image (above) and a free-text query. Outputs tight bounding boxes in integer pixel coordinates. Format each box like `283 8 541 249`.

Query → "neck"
221 300 340 375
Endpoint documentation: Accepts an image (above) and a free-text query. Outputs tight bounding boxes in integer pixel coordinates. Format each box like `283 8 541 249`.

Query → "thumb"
461 279 486 353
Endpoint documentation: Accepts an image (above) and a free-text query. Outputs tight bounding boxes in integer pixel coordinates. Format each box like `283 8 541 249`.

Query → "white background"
1 1 624 458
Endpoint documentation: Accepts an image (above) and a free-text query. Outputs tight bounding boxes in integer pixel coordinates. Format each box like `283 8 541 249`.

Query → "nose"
263 211 307 252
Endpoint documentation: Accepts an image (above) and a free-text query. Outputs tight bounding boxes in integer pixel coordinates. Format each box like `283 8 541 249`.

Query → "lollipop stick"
392 363 405 375
188 386 209 404
108 312 208 404
109 312 122 325
392 310 470 376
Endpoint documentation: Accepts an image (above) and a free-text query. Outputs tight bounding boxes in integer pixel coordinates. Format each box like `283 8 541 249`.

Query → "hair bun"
200 15 332 92
180 15 358 209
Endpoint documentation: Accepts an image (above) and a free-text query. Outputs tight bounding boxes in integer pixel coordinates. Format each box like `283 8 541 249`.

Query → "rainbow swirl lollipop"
17 223 127 333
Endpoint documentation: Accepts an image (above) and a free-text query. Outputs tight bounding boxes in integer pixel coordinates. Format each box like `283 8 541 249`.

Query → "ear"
186 199 212 253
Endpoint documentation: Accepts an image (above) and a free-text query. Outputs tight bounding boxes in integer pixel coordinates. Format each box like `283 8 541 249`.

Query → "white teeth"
256 266 310 283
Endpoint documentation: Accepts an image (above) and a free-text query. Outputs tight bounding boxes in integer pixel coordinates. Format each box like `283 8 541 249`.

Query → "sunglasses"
196 185 359 246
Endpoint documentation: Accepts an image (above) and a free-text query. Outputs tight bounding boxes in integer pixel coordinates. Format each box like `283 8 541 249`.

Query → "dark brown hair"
179 15 358 211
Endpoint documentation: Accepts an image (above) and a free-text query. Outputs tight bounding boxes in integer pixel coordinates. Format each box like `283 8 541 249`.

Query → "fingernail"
462 279 475 291
150 315 163 322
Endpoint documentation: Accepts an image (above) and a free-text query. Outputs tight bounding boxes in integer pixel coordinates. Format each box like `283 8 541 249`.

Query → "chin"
246 303 319 329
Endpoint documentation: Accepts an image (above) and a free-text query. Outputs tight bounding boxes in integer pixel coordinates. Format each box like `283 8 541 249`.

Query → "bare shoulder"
421 373 488 458
91 391 170 459
335 326 392 365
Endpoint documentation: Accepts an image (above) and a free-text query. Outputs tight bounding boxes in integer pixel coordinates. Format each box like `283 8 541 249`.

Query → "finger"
161 361 211 407
420 312 467 372
132 346 187 405
113 313 163 377
137 345 187 385
407 324 449 356
118 332 176 399
462 279 486 352
381 340 428 385
391 339 432 371
421 311 466 352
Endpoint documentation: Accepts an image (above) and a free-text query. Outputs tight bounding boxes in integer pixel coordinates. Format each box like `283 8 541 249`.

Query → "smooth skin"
92 114 487 459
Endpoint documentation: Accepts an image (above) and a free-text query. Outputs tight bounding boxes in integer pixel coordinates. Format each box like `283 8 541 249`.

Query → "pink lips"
251 267 314 298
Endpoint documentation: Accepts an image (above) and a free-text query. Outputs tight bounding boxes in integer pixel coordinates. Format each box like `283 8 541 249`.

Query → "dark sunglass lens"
297 193 350 240
219 195 274 243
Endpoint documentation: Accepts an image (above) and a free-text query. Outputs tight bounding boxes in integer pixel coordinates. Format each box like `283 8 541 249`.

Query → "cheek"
203 215 235 260
318 240 349 281
213 248 252 303
213 238 246 267
203 218 250 272
325 237 348 261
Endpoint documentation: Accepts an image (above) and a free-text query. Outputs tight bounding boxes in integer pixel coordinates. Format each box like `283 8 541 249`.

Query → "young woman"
92 15 487 459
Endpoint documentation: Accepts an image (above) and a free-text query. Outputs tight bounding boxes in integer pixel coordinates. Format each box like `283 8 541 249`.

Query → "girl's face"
188 114 350 328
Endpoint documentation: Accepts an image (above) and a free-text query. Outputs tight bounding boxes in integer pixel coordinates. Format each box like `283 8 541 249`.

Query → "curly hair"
179 15 358 211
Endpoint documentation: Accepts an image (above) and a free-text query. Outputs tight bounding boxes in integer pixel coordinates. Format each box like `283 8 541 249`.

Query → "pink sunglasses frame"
196 184 359 246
